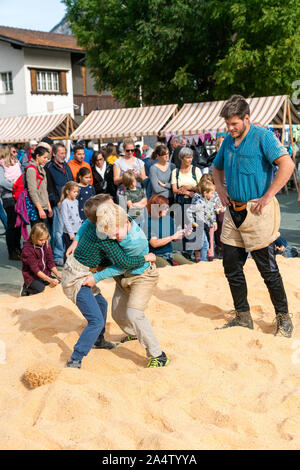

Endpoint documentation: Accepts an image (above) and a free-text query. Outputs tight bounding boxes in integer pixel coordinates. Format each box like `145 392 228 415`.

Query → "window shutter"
60 71 67 94
30 69 37 93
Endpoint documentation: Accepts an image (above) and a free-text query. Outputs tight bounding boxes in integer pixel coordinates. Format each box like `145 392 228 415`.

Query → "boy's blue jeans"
72 286 108 361
201 230 209 261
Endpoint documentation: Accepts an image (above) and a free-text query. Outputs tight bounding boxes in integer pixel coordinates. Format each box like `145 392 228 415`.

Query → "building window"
0 72 13 93
30 69 67 95
37 71 59 92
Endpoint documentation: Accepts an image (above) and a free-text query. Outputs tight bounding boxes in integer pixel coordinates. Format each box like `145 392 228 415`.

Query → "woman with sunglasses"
91 150 116 200
113 138 146 203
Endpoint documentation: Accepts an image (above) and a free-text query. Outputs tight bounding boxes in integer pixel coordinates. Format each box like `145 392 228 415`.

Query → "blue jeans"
0 199 7 229
72 286 108 361
50 206 65 263
201 230 209 261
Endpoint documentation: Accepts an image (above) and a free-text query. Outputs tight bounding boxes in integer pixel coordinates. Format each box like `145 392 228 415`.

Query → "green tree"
64 0 300 105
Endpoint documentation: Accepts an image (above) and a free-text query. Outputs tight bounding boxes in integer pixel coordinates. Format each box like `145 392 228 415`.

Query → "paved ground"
0 190 299 297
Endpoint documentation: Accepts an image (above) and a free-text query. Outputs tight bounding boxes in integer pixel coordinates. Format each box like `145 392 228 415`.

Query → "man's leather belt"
231 200 247 211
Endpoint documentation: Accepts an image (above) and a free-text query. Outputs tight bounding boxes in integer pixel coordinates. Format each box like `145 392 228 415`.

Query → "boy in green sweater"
62 194 155 369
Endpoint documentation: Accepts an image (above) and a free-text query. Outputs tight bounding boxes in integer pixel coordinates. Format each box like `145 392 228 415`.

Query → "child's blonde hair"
196 174 214 194
199 179 215 196
84 194 113 223
96 202 128 236
0 146 17 167
122 170 136 189
60 181 79 203
29 223 50 246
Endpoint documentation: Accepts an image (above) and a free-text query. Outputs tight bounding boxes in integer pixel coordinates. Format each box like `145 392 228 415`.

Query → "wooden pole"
69 114 75 135
66 114 70 141
287 100 298 191
81 65 87 96
281 98 288 194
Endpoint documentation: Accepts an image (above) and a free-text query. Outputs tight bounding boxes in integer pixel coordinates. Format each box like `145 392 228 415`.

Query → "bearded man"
212 95 295 337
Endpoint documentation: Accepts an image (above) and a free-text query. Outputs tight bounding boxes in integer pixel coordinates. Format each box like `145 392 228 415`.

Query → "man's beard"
233 122 247 139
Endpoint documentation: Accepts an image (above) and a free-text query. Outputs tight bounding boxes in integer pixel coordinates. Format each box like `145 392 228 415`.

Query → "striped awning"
0 113 77 143
161 96 300 136
71 104 178 140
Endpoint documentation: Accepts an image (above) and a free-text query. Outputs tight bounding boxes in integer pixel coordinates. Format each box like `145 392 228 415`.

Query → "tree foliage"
64 0 300 106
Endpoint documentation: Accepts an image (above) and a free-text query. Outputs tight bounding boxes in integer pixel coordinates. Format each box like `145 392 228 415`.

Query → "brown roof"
0 25 83 52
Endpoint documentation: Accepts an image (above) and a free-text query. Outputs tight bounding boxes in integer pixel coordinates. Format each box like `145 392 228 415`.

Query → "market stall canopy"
161 96 300 136
0 113 77 143
71 104 178 140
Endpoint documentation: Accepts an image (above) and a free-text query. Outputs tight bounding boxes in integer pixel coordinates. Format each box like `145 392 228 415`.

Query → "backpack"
12 164 43 201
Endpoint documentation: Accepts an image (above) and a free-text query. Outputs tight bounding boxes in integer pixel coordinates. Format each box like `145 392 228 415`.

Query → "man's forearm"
212 166 224 190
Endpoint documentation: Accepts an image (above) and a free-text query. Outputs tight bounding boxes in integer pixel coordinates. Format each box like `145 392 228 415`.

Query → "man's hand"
66 240 78 257
249 193 273 215
82 274 96 287
215 185 230 207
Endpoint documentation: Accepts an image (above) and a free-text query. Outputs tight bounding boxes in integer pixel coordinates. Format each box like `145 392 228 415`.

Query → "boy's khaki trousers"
112 264 162 358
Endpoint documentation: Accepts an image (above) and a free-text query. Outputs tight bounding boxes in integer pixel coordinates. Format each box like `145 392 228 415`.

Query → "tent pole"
66 114 70 143
281 98 288 194
69 114 75 135
287 99 298 191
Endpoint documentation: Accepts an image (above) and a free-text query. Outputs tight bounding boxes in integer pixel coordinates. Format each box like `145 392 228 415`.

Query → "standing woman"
171 147 202 205
0 146 22 259
113 138 146 203
149 144 175 204
171 147 202 254
25 146 53 227
91 150 116 200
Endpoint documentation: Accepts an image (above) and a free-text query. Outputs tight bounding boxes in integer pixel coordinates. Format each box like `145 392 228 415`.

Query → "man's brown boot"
216 310 254 330
274 313 293 338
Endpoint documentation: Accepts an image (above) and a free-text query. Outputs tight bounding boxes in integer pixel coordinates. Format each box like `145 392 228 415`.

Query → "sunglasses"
125 149 135 153
11 150 18 154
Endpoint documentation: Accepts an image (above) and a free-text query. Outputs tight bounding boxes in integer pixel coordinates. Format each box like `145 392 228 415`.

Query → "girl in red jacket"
21 223 61 296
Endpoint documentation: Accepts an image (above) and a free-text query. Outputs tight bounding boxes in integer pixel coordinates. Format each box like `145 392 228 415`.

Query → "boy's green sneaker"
120 335 138 344
147 352 170 368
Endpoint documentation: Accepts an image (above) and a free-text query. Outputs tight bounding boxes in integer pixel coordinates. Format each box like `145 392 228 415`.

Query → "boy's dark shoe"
66 359 82 369
93 337 117 349
120 335 138 344
147 351 170 368
275 313 293 338
216 310 254 330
